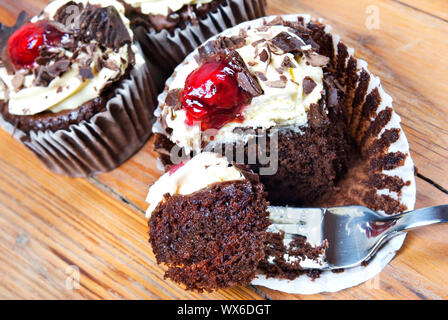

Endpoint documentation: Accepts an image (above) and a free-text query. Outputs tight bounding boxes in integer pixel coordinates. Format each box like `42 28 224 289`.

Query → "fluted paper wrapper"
134 0 267 74
154 14 417 294
0 52 157 177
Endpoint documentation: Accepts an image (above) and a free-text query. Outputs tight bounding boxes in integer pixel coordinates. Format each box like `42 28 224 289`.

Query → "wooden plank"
0 0 447 300
394 0 448 21
0 130 263 299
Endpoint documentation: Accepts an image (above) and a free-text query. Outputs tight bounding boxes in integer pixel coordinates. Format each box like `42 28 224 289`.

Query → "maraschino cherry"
8 20 65 69
182 59 248 131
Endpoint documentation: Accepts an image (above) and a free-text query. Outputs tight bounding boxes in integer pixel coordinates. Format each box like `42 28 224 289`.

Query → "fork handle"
381 205 448 233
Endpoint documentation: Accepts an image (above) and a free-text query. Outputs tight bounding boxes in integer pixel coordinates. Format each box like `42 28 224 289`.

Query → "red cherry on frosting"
7 20 65 68
182 60 247 131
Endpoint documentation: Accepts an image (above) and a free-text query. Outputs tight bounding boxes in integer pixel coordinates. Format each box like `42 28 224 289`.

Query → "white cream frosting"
145 152 245 217
161 25 325 154
124 0 214 16
0 0 142 116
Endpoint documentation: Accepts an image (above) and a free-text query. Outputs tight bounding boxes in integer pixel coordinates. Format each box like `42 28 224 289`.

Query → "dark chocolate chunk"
77 4 132 50
165 88 182 108
11 73 24 92
265 78 287 88
305 52 330 67
34 59 70 86
270 31 304 54
303 76 317 94
281 56 296 68
259 49 269 62
254 71 267 81
79 66 94 79
46 59 70 77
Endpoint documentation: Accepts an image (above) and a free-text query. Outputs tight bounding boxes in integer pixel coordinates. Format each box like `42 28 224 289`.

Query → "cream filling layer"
123 0 214 16
145 152 245 217
163 25 324 154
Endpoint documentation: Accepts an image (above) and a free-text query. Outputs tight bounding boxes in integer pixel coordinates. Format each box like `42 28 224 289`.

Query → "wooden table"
1 0 447 300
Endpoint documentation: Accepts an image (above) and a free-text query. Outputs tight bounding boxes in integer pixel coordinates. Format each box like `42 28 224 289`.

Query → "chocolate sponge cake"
146 152 331 291
147 152 271 292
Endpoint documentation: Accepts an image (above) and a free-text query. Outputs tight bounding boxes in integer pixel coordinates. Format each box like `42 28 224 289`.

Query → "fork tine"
268 206 325 247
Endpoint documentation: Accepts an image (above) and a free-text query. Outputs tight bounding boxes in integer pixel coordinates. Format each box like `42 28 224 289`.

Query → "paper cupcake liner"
134 0 267 75
0 50 157 178
153 14 417 294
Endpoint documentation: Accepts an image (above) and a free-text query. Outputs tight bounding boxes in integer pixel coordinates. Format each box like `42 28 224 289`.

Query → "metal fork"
267 205 448 270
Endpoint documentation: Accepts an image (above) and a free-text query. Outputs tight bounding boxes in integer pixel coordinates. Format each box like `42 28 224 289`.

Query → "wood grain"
0 0 447 300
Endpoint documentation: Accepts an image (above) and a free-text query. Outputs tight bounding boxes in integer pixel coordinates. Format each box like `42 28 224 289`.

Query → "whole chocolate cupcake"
0 0 157 177
122 0 267 74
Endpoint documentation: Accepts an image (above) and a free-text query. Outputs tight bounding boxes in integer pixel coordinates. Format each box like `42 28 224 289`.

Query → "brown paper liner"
134 0 267 74
0 53 157 177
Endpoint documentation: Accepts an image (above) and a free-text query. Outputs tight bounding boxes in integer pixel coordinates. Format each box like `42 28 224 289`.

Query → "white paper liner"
152 14 417 294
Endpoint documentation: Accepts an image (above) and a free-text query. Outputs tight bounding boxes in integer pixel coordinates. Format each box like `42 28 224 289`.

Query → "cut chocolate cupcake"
147 152 329 291
0 0 157 177
147 152 271 292
122 0 267 74
149 14 416 294
152 16 415 215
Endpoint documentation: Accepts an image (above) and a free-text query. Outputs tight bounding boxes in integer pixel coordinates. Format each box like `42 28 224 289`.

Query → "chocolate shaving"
254 71 267 82
46 59 70 78
251 39 266 47
103 59 120 71
259 49 269 62
11 73 24 92
76 4 132 50
35 47 64 66
79 67 94 79
303 76 317 94
34 59 70 86
305 52 330 67
281 56 296 68
270 31 304 54
165 88 182 108
265 78 287 88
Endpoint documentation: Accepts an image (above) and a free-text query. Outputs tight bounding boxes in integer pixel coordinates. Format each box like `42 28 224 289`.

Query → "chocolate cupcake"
146 152 329 292
0 0 157 177
122 0 267 74
151 15 417 294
